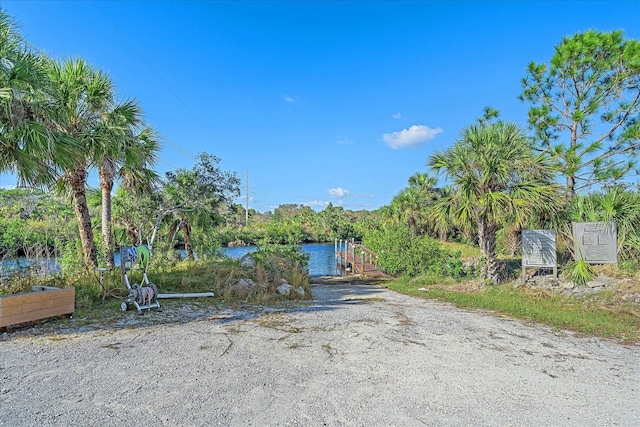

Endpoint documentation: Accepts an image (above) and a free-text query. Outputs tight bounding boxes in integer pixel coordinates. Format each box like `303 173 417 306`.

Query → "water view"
222 243 339 276
2 243 340 277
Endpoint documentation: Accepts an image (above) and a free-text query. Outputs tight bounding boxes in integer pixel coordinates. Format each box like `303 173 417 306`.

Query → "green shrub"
253 244 310 271
363 223 468 279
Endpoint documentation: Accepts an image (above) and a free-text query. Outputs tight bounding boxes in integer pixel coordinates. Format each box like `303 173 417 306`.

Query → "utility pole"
245 171 249 227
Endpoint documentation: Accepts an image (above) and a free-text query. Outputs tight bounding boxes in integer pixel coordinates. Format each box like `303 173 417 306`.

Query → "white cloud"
283 95 295 103
328 187 350 197
382 124 443 149
392 112 402 119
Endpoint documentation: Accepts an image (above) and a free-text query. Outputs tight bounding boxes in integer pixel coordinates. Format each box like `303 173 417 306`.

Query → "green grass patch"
439 241 480 258
386 277 640 342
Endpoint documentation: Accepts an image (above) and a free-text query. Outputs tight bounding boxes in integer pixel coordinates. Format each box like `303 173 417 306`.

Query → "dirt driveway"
1 277 639 426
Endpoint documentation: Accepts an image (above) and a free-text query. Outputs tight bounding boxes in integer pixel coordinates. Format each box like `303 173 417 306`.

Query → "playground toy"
120 245 161 314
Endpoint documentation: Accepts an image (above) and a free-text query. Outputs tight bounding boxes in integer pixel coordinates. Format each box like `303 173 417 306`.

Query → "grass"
257 312 301 333
439 241 481 258
385 276 640 343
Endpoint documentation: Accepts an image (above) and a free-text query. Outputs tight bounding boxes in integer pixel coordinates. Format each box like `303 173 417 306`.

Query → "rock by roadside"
518 272 640 302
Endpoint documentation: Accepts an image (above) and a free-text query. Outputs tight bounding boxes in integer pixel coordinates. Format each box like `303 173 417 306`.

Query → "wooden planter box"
0 287 75 329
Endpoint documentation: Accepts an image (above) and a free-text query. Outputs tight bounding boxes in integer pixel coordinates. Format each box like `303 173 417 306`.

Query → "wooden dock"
335 239 381 276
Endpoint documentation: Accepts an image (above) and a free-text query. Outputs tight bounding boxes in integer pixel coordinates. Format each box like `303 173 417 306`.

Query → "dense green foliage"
220 203 373 245
0 189 75 258
363 223 467 279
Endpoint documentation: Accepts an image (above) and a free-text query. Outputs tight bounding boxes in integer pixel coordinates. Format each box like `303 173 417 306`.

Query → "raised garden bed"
0 287 75 329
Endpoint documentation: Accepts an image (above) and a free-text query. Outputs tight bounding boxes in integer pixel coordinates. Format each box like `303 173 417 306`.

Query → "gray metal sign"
522 229 557 269
572 222 617 264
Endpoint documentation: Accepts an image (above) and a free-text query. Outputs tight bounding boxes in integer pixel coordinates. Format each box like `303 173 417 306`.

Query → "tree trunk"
149 209 170 254
507 225 522 257
566 175 575 200
566 121 578 199
477 219 500 284
67 168 97 269
121 217 139 246
181 220 194 260
99 164 115 268
168 220 180 251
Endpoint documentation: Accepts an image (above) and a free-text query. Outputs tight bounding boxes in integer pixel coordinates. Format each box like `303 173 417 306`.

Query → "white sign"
522 229 557 268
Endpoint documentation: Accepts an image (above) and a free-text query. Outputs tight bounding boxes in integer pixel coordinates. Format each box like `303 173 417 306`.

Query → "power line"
91 2 212 164
160 136 198 162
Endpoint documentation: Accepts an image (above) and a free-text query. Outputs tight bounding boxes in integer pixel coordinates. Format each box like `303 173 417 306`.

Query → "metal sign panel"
572 222 617 264
522 229 557 268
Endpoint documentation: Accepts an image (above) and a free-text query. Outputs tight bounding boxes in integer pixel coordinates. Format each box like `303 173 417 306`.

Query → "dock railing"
334 238 379 276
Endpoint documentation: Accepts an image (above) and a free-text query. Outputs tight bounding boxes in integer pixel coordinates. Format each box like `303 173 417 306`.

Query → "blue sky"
1 1 639 212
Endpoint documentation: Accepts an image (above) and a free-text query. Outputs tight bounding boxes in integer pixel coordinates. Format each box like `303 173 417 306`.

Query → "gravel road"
1 277 639 426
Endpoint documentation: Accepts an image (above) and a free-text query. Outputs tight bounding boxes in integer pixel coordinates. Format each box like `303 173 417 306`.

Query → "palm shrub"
563 259 596 286
429 120 560 284
548 186 640 284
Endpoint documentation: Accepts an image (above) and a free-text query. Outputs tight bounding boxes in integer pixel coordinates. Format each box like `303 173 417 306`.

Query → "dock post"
352 244 356 275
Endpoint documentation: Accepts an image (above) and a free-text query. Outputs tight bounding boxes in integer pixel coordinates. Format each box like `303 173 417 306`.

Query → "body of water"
223 243 340 276
0 257 60 277
2 243 340 277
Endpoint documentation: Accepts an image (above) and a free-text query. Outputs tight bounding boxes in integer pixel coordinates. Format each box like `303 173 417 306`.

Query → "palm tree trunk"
67 168 97 269
477 219 500 283
99 165 115 268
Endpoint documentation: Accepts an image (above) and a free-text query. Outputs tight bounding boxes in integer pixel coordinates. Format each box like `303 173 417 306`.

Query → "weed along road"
1 276 638 426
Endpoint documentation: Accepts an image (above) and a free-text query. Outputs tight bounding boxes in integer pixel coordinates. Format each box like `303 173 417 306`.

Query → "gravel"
1 276 639 426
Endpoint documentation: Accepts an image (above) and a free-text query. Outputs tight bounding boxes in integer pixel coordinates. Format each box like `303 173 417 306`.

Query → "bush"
252 244 310 271
363 224 468 279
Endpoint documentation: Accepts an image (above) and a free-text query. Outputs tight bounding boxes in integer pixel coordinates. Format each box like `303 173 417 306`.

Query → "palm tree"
385 172 441 237
48 58 114 269
407 172 439 198
391 188 423 236
96 100 160 268
429 121 559 283
0 11 76 186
